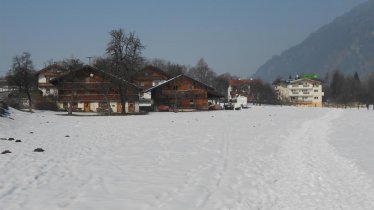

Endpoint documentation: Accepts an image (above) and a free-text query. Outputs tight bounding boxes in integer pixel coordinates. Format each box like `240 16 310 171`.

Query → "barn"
145 74 223 111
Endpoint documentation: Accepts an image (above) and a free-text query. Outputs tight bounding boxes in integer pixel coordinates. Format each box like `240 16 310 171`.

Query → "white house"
274 77 324 107
37 64 65 96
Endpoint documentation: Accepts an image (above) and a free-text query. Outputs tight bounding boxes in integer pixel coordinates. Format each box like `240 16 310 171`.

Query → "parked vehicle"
224 103 234 110
230 95 248 110
157 105 170 112
209 104 223 110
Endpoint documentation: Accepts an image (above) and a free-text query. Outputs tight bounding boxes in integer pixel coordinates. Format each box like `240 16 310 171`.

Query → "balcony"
59 82 115 90
288 86 313 90
289 92 313 96
38 82 55 88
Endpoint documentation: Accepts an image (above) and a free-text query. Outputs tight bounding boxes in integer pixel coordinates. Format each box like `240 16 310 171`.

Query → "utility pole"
86 56 93 65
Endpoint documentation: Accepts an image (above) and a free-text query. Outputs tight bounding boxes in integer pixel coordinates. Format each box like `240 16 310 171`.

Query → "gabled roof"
144 74 224 98
50 65 141 90
228 79 261 86
289 78 323 84
37 63 65 75
135 65 171 79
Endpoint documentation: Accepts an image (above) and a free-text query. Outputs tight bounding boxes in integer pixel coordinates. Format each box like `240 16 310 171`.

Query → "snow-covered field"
1 106 374 210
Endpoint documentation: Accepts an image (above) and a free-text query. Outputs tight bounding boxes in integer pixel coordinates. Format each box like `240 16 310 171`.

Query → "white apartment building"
288 78 324 107
274 78 324 107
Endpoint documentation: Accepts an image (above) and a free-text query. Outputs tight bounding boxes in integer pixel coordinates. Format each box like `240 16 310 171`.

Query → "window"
314 89 318 92
314 97 319 99
292 90 299 94
140 82 144 87
189 85 194 90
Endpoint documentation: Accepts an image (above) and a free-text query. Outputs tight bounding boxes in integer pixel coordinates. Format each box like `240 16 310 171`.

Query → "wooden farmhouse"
132 66 171 111
50 65 141 113
145 74 223 111
133 66 171 89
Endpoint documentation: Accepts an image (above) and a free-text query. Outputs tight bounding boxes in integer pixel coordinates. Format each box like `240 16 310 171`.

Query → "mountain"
253 0 374 82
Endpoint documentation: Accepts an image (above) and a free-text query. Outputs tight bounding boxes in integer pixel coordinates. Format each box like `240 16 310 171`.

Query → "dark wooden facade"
147 74 223 111
50 65 141 113
133 66 170 90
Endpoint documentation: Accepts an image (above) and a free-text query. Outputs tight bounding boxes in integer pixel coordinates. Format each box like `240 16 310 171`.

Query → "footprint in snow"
1 150 11 154
33 148 45 152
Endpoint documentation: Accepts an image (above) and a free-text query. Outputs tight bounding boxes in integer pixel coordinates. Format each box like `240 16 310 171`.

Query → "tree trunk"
119 85 127 114
104 96 112 115
68 101 72 115
26 90 32 112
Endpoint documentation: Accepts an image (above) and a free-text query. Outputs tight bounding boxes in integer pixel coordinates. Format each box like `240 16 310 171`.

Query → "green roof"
302 74 318 79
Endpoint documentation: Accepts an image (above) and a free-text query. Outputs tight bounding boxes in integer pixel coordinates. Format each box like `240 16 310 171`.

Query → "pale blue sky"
0 0 367 77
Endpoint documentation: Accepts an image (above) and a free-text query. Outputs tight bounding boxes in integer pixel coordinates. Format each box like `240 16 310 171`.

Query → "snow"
1 106 374 210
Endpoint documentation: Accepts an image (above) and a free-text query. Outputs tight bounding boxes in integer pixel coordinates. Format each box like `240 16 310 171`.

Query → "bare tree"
94 57 116 115
188 58 216 86
62 58 84 71
147 58 187 77
106 29 145 114
212 73 237 97
6 52 37 111
366 74 374 109
329 69 345 106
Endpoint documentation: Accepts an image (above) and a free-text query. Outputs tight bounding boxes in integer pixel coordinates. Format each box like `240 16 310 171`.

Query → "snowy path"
1 107 374 210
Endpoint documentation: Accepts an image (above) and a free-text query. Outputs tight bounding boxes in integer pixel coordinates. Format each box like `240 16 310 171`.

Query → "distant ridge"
253 0 374 82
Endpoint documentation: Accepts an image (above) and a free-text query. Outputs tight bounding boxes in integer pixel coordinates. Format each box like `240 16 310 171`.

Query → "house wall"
133 67 169 90
38 74 47 83
57 101 123 113
77 102 84 110
38 68 62 96
124 101 139 113
274 84 289 102
133 67 169 110
152 76 209 110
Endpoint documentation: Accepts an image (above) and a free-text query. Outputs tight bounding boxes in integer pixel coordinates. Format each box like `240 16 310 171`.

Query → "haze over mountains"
253 0 374 82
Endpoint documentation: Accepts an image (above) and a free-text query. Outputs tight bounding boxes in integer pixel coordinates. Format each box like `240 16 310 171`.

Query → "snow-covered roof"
289 78 323 84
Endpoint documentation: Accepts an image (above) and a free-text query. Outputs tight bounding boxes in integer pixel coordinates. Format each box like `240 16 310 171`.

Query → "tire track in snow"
197 127 231 209
273 109 374 209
